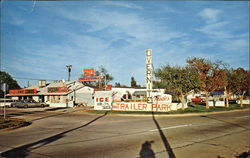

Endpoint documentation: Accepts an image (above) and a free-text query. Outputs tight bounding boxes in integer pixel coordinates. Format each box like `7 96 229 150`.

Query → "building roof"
7 81 92 96
133 91 146 96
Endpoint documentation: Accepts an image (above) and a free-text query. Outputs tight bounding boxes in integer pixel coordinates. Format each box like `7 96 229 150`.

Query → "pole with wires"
66 65 72 81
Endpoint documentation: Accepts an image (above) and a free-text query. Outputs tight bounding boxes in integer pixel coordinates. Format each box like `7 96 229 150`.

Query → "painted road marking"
149 124 193 132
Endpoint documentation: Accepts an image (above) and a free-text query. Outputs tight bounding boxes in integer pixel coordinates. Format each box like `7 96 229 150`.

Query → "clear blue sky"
1 1 249 88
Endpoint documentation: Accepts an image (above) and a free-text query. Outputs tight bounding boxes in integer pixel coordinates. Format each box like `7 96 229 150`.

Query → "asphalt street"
0 107 249 158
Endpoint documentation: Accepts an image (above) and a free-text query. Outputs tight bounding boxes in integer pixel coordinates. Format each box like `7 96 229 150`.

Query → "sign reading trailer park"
112 102 172 111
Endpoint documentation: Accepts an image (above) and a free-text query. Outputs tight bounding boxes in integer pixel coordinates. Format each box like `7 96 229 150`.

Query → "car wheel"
41 104 45 107
24 105 28 108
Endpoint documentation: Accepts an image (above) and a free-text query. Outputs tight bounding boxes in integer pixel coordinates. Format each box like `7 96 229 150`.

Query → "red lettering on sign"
152 104 157 109
96 97 109 103
161 104 167 111
120 103 125 109
167 104 172 111
138 104 143 110
125 103 129 110
105 98 109 102
154 96 170 102
100 98 104 102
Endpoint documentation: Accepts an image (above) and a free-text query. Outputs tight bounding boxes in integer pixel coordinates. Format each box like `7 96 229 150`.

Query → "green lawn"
0 118 30 130
87 104 250 115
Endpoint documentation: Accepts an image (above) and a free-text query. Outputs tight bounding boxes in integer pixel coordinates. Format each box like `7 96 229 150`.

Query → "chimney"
38 80 46 87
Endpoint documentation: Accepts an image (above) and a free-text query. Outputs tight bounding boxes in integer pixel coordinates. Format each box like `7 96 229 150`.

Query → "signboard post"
146 49 153 110
1 83 9 119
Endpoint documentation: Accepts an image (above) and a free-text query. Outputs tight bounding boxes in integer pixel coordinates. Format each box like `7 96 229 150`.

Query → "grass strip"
87 104 250 115
0 118 31 130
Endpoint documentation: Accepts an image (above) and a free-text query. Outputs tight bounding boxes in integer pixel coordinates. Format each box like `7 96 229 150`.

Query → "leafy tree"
155 65 200 110
115 82 121 87
224 68 250 107
131 77 137 87
187 58 227 109
0 71 21 97
95 65 114 88
233 68 249 107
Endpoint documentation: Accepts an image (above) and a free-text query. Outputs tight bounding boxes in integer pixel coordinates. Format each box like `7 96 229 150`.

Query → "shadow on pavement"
139 140 155 158
235 151 249 158
44 107 68 111
152 112 176 158
1 111 109 157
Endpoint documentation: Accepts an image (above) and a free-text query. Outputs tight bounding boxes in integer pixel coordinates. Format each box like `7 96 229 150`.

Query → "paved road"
0 107 249 158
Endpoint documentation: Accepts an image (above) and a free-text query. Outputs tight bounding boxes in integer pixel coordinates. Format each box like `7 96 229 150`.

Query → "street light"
66 65 72 81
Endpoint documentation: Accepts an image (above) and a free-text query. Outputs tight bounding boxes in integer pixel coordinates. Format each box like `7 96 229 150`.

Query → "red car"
191 97 205 102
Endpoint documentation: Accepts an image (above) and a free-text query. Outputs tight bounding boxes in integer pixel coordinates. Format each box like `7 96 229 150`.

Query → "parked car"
191 96 205 102
0 98 18 108
11 100 49 108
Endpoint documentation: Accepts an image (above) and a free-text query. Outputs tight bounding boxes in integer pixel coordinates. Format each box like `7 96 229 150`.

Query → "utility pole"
66 65 72 81
104 74 107 91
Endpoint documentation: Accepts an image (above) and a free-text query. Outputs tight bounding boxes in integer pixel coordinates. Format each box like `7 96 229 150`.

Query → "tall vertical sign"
146 49 153 103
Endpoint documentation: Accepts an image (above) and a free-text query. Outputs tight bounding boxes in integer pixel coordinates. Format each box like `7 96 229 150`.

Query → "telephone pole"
66 65 72 81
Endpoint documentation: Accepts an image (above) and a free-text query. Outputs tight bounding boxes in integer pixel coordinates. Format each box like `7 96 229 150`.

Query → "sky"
1 1 249 88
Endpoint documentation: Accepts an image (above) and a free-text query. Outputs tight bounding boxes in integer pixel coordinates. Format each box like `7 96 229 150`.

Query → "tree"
187 58 227 109
131 77 137 87
224 68 250 108
0 71 21 97
95 66 114 88
224 68 235 107
233 68 249 107
155 65 200 110
115 82 121 87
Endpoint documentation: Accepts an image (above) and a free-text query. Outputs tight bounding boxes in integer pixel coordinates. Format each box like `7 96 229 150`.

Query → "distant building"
7 80 94 107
